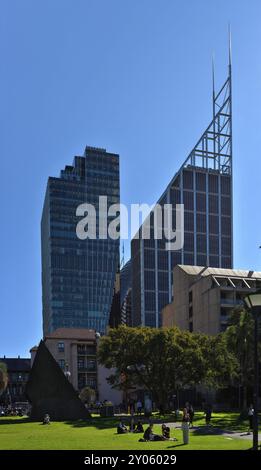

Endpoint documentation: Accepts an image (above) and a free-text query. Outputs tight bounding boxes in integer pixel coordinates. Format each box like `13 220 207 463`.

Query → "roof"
176 265 261 279
44 328 96 341
0 358 31 372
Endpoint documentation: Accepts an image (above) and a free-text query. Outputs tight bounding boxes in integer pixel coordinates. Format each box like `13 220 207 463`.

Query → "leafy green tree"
224 307 261 409
198 333 238 388
0 362 8 395
79 386 96 404
98 326 208 412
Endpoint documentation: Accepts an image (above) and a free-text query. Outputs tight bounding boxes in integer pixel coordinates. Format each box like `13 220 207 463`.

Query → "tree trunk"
242 385 247 410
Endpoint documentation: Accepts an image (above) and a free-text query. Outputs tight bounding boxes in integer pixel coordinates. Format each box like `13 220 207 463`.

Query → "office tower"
131 62 233 327
120 260 132 326
41 146 120 335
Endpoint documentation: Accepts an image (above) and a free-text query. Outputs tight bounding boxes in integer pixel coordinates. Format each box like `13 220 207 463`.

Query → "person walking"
189 403 194 427
185 402 194 428
136 400 142 415
181 406 190 444
205 403 212 426
247 404 254 434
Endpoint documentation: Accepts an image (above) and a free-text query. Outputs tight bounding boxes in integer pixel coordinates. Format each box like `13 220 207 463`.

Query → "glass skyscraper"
131 65 233 327
41 146 120 336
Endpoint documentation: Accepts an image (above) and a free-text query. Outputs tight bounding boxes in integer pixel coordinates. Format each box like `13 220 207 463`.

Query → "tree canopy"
0 362 8 396
98 325 236 411
224 307 261 408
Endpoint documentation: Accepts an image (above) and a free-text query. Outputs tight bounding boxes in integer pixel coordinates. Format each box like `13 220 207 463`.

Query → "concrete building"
30 328 122 405
162 265 261 335
0 357 31 405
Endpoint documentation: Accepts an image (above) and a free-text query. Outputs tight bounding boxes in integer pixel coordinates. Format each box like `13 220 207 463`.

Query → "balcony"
220 298 245 307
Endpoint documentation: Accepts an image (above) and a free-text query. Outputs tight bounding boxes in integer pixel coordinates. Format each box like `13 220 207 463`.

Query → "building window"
78 358 85 370
58 342 64 352
58 359 65 370
86 376 97 389
189 321 193 332
87 359 96 371
189 306 193 318
189 291 193 303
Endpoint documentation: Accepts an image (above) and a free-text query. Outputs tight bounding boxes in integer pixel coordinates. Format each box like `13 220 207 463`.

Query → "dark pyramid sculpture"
26 340 90 421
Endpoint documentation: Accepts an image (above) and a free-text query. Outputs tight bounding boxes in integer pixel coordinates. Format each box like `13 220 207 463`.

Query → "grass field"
0 412 256 450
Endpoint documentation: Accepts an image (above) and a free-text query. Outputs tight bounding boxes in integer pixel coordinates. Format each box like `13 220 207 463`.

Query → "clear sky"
1 0 261 357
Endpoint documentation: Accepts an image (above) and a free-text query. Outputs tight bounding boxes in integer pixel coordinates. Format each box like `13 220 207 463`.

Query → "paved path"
166 422 261 441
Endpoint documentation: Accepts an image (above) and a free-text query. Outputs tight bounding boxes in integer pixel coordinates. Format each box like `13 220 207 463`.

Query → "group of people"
0 406 24 417
142 423 177 442
117 420 144 434
117 420 177 442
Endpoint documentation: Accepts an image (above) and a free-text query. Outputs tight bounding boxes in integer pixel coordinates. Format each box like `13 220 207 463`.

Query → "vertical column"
193 171 197 265
140 238 145 325
218 174 222 267
206 174 210 266
180 170 184 265
155 239 159 328
167 188 172 303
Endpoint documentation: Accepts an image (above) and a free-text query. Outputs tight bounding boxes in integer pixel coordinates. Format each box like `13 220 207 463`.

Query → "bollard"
181 421 190 444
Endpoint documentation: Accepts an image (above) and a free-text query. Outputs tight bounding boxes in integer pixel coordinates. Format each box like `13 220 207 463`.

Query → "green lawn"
0 413 255 450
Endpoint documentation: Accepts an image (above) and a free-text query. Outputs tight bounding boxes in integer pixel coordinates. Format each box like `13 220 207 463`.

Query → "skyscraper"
41 146 120 336
131 62 233 327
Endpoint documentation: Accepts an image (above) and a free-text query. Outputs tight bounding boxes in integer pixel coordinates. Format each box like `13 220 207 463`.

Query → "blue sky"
1 0 261 357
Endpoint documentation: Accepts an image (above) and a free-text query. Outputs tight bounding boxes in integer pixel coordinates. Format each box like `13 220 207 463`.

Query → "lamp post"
244 290 261 451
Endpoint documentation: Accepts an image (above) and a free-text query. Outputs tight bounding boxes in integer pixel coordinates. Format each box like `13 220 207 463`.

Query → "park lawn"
0 416 251 450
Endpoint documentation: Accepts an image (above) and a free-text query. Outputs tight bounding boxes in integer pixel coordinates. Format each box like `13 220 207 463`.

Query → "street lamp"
244 290 261 451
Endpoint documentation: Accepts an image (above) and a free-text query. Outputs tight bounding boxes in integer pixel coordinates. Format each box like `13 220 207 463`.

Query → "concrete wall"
97 365 122 405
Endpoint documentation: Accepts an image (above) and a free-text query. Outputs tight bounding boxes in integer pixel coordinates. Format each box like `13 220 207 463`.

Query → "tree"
0 362 8 396
224 307 261 409
79 386 96 404
98 326 209 412
195 332 238 389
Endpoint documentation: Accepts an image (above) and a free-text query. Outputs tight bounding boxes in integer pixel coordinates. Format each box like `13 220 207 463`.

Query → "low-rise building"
0 357 31 405
30 328 122 405
31 328 97 391
162 265 261 334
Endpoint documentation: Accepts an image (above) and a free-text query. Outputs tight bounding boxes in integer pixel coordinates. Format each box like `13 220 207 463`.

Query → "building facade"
0 357 31 405
32 328 98 392
120 260 132 326
30 328 122 404
162 265 261 335
41 146 120 335
131 66 233 327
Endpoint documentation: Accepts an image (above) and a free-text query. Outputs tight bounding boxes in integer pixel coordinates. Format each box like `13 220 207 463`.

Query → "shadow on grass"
65 417 120 430
0 417 31 425
65 415 174 430
192 426 234 436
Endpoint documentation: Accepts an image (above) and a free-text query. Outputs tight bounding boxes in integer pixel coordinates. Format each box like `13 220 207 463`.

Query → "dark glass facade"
131 71 233 327
120 260 132 325
41 146 120 335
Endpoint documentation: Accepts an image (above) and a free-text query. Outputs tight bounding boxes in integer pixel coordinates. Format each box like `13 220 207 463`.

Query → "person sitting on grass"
162 424 178 441
117 420 128 434
134 421 144 433
143 424 166 441
162 424 170 439
42 413 50 425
